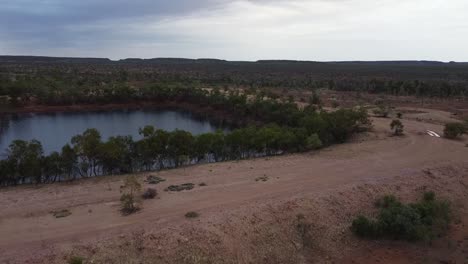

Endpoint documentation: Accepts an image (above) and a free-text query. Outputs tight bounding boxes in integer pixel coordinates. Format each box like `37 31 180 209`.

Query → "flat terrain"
1 111 468 263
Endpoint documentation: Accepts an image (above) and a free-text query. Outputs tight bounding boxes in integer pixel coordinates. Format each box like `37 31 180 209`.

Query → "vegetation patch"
165 183 195 192
185 211 199 218
120 176 142 215
444 122 467 139
352 192 451 241
145 175 166 185
51 209 72 218
295 214 313 249
68 256 84 264
199 182 207 187
255 175 269 182
390 119 404 136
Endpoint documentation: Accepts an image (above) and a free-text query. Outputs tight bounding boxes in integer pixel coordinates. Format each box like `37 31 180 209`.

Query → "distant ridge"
0 55 466 66
0 55 112 64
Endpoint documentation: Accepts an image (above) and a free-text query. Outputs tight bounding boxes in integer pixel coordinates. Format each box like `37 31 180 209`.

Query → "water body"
0 109 224 155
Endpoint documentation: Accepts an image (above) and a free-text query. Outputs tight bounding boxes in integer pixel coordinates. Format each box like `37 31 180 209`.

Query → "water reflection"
0 109 225 154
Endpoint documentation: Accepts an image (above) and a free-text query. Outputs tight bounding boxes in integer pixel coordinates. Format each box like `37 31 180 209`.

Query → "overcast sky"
1 0 467 61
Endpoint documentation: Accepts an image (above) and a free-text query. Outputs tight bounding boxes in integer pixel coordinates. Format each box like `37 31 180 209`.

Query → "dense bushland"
1 59 468 107
352 192 452 241
0 88 370 186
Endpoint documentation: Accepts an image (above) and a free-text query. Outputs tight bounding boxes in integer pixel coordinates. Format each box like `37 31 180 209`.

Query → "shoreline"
0 101 249 127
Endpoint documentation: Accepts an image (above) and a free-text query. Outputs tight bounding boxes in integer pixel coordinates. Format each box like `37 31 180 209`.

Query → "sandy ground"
1 113 468 263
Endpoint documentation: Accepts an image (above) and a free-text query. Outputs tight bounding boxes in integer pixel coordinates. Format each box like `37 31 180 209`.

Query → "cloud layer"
1 0 467 61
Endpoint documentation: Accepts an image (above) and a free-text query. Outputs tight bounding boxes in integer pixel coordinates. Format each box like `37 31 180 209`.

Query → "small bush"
120 176 142 215
444 122 467 139
185 211 199 218
306 133 323 150
397 112 403 119
52 209 72 218
352 192 451 241
199 182 207 187
352 215 378 238
120 193 140 215
165 183 195 192
142 188 157 199
146 175 166 185
68 256 84 264
390 119 404 136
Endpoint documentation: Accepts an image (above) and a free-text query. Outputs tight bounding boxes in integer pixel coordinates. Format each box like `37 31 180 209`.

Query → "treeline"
0 89 370 186
1 60 468 104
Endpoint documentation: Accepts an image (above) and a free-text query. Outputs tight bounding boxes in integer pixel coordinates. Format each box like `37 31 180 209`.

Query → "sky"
0 0 467 61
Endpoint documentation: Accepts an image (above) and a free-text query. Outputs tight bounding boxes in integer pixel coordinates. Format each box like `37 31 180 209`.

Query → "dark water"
0 110 223 155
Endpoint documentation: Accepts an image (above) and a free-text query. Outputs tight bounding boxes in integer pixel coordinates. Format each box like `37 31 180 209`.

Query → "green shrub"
444 122 467 139
306 133 323 150
120 176 142 215
68 256 84 264
185 211 199 218
52 209 72 218
351 215 378 238
390 119 404 136
351 192 451 241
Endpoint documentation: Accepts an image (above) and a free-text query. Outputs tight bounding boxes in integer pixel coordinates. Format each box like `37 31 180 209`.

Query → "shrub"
165 183 195 192
68 256 84 264
120 194 139 215
373 105 390 118
52 209 72 218
444 122 467 139
306 133 323 150
185 211 199 218
397 112 403 119
120 176 142 215
351 215 378 238
142 188 157 199
390 119 404 136
351 192 451 241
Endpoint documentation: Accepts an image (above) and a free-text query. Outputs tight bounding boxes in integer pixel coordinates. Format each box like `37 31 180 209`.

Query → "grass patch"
295 214 313 249
185 211 199 218
145 175 166 185
68 256 84 264
352 192 451 241
165 183 195 192
52 209 72 218
255 175 269 182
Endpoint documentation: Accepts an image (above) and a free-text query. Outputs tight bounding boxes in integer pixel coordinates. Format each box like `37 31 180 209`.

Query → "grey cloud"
0 0 225 55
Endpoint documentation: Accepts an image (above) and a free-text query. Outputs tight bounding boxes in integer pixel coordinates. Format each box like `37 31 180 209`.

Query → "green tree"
61 144 77 180
99 136 134 174
71 128 102 176
167 130 194 167
6 140 44 184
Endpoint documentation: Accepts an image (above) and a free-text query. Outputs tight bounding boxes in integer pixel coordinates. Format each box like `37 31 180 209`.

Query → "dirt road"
1 117 467 263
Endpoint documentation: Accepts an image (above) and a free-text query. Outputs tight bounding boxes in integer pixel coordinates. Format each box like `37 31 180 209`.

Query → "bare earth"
1 112 468 263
